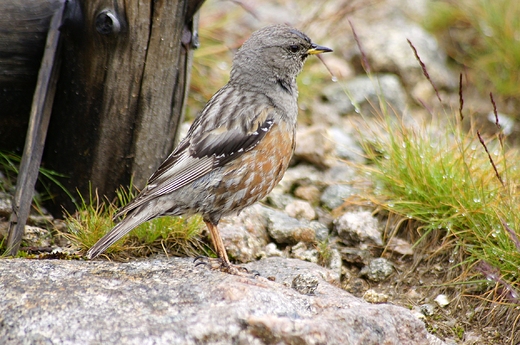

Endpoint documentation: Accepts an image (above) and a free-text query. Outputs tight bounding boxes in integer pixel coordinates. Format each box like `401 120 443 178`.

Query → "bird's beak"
307 43 333 55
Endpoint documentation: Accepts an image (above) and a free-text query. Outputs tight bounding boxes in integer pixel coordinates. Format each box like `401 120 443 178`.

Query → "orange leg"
205 221 231 267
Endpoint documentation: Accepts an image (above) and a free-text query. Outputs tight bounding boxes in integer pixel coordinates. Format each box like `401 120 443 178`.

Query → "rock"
320 184 354 210
327 126 366 163
21 226 53 248
294 125 335 168
323 163 357 184
291 242 319 263
353 19 456 91
360 258 394 282
386 237 414 256
322 74 408 116
293 185 321 204
219 204 270 263
309 220 329 241
265 191 295 210
291 273 319 295
334 210 383 247
264 242 284 257
0 257 444 345
0 192 12 218
363 289 389 303
284 200 316 221
264 208 315 244
328 248 343 281
276 165 324 194
339 247 372 265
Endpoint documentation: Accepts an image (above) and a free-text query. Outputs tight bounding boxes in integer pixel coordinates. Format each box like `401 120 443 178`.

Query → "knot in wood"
95 9 121 35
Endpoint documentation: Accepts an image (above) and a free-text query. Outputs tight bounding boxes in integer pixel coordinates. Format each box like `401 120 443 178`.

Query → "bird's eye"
289 44 299 53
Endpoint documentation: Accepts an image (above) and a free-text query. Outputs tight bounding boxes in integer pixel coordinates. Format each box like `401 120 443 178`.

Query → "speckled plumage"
86 24 332 271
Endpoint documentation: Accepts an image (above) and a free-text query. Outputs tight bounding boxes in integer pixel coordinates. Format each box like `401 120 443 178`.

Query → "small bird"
86 24 332 274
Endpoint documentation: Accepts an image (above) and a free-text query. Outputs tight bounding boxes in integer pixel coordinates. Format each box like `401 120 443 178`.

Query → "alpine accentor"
87 24 332 274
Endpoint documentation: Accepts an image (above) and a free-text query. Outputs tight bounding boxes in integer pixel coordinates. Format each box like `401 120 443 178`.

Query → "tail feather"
86 212 150 259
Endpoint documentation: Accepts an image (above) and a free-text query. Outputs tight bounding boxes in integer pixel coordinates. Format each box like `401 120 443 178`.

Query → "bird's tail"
86 211 150 259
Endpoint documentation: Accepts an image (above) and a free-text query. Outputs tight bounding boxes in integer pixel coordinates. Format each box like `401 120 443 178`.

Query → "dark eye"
289 44 299 53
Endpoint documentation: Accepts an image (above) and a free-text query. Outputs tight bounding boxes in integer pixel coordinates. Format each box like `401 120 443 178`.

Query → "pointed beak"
307 43 333 55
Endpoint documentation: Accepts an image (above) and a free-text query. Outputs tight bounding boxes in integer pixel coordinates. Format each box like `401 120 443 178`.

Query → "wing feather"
116 85 278 218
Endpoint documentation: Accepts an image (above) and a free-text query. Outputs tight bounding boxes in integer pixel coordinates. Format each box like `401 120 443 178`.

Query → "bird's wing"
116 87 276 218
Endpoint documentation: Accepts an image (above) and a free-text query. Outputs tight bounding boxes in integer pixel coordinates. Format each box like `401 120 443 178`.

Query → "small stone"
294 125 334 168
386 237 414 256
309 221 329 241
22 226 52 248
339 247 372 265
0 192 12 218
363 289 389 303
291 273 319 295
327 249 342 282
434 294 450 308
291 242 319 263
265 191 295 210
284 200 316 221
360 258 394 282
343 277 369 296
264 243 284 257
320 184 354 210
334 211 383 247
418 304 435 316
294 185 321 203
264 208 315 244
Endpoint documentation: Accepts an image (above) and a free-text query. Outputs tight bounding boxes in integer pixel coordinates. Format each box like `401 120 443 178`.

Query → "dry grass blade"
407 39 442 103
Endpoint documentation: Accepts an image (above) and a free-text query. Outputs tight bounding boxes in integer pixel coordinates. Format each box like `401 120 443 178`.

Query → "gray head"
229 24 332 89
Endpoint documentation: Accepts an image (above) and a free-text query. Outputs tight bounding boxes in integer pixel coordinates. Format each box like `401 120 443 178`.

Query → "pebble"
360 258 394 282
291 273 319 295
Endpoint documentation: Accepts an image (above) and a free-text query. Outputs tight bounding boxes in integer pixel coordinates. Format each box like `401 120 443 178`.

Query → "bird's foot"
194 256 260 277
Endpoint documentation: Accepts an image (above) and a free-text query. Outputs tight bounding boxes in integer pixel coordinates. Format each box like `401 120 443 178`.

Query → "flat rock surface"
0 257 443 345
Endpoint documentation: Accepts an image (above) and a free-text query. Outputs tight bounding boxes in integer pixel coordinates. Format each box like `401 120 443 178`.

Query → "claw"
192 256 260 278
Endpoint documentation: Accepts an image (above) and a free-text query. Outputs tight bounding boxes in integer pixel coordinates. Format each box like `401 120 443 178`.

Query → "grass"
423 0 520 103
354 74 520 304
0 150 75 205
63 184 208 259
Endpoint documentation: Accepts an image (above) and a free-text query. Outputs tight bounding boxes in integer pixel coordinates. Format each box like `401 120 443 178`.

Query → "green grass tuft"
358 111 520 300
63 184 207 259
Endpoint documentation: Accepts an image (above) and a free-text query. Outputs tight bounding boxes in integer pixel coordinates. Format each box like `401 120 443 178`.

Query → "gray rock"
264 208 315 244
321 184 355 210
291 242 319 263
295 125 335 168
219 204 270 263
0 192 12 218
263 242 284 257
323 163 357 184
293 185 321 204
284 200 316 221
309 220 329 241
323 74 408 117
360 258 394 282
276 165 324 194
291 273 319 295
339 247 373 265
0 257 444 345
335 211 383 247
327 126 366 163
354 19 456 90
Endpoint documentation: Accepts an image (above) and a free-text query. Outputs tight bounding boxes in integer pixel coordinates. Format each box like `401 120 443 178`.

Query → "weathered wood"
0 0 62 153
6 1 66 255
42 0 203 213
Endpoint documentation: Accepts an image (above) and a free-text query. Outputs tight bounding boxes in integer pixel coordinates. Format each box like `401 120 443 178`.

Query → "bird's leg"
205 220 231 267
196 221 257 276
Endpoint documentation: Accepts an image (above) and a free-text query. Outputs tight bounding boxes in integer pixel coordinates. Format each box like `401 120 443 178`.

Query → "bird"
86 24 333 274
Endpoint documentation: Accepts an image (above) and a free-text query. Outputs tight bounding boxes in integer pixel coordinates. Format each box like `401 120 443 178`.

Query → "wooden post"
6 1 66 255
42 0 203 213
